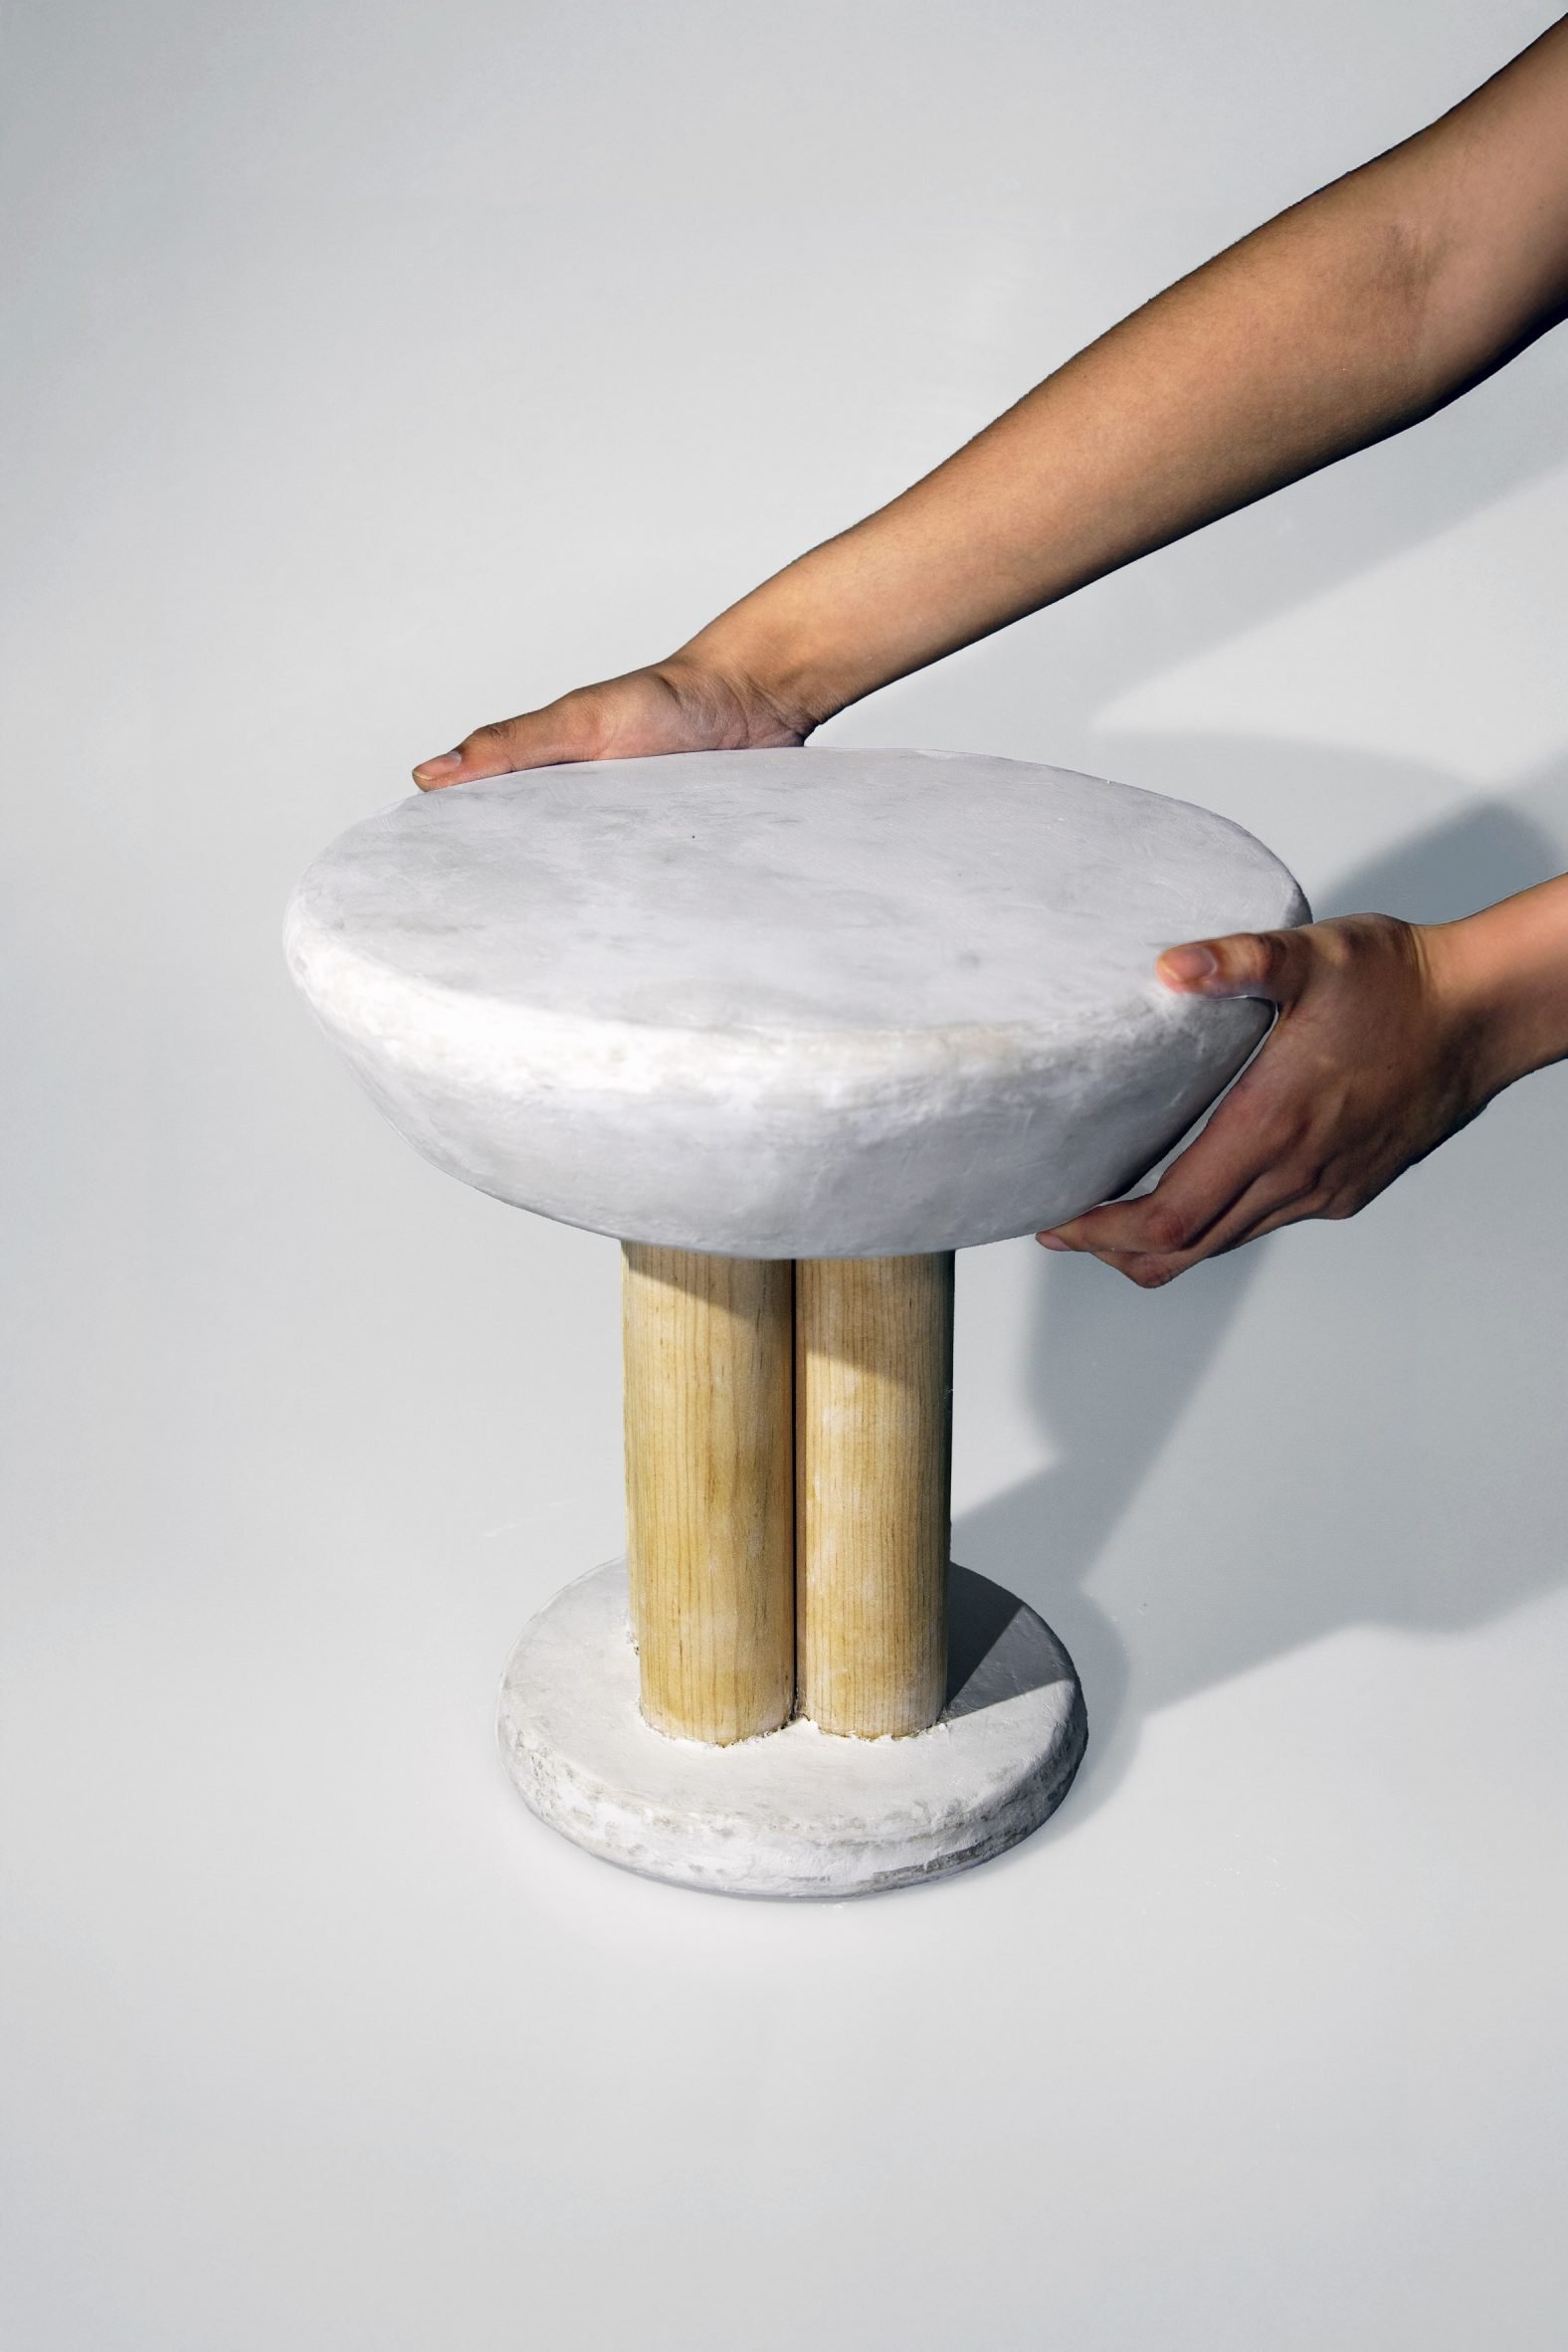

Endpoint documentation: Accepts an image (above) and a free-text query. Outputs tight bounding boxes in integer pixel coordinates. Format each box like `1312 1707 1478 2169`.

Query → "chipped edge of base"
496 1560 1087 1899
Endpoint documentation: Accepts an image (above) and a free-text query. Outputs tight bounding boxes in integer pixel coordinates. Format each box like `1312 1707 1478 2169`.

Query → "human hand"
411 653 811 790
1036 912 1509 1286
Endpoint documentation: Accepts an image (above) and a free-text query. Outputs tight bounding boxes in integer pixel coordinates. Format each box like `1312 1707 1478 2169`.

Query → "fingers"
412 700 593 791
1042 1182 1249 1282
1032 927 1318 1284
1034 915 1429 1285
1156 925 1313 1007
1041 1153 1252 1267
1037 1029 1325 1281
1043 1060 1287 1257
1040 1157 1322 1287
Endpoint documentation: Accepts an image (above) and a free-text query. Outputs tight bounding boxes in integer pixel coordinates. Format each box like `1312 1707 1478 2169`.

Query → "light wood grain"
795 1253 953 1738
622 1244 795 1743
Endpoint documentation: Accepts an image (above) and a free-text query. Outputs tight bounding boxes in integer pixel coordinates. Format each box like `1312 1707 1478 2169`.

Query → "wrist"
644 641 815 752
1419 883 1568 1095
676 591 856 744
676 510 930 740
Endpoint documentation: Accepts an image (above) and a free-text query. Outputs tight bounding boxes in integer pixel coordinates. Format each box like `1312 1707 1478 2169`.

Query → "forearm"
686 22 1568 733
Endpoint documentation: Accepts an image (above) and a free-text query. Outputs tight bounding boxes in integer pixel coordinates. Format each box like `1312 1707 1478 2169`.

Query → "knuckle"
554 686 615 758
1140 1202 1193 1254
1228 930 1281 986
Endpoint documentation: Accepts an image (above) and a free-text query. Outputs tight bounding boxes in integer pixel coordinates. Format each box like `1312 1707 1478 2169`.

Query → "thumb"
412 698 595 790
1155 925 1312 1007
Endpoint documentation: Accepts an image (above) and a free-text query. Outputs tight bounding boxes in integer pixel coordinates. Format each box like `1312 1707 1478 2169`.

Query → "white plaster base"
497 1560 1086 1898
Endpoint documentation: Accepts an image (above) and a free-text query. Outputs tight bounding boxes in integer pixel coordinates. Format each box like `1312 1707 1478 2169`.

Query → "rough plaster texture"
286 748 1308 1257
498 1560 1087 1897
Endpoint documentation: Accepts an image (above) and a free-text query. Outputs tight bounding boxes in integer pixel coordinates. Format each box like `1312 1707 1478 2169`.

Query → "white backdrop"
4 4 1566 2345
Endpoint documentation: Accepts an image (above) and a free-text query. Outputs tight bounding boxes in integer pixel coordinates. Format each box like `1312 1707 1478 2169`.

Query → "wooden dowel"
795 1253 953 1738
622 1244 795 1744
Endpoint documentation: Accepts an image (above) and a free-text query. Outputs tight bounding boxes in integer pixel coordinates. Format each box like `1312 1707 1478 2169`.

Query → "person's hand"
411 653 810 789
1037 912 1508 1286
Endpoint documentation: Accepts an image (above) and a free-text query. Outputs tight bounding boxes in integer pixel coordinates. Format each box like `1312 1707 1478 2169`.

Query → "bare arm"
415 19 1568 784
410 23 1568 1285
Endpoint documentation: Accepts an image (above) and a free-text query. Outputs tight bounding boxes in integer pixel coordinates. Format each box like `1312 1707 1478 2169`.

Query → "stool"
286 746 1306 1896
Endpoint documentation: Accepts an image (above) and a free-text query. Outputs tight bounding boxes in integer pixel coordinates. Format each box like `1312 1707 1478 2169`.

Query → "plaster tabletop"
285 747 1308 1256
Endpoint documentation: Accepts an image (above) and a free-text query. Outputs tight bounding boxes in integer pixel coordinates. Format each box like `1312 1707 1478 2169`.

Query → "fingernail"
1159 945 1218 983
413 751 463 783
1037 1233 1069 1251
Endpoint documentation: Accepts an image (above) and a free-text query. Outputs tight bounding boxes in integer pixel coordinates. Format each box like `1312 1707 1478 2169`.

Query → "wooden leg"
795 1253 953 1738
622 1244 795 1743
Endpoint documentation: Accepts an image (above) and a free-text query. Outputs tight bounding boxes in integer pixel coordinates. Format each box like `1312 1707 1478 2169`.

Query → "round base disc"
496 1561 1086 1898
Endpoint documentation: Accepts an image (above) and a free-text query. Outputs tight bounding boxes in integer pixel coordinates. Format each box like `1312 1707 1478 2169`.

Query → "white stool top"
286 747 1307 1257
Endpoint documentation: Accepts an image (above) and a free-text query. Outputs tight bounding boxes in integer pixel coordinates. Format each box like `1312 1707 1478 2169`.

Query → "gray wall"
5 5 1566 2347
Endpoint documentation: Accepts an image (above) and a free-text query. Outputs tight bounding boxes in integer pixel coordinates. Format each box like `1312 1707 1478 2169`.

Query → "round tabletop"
286 746 1307 1257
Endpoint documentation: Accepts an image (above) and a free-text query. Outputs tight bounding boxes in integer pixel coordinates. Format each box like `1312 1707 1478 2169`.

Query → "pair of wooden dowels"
622 1246 955 1743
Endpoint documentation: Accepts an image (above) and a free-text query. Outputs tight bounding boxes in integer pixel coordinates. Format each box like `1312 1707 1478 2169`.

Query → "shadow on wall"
952 742 1568 1834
